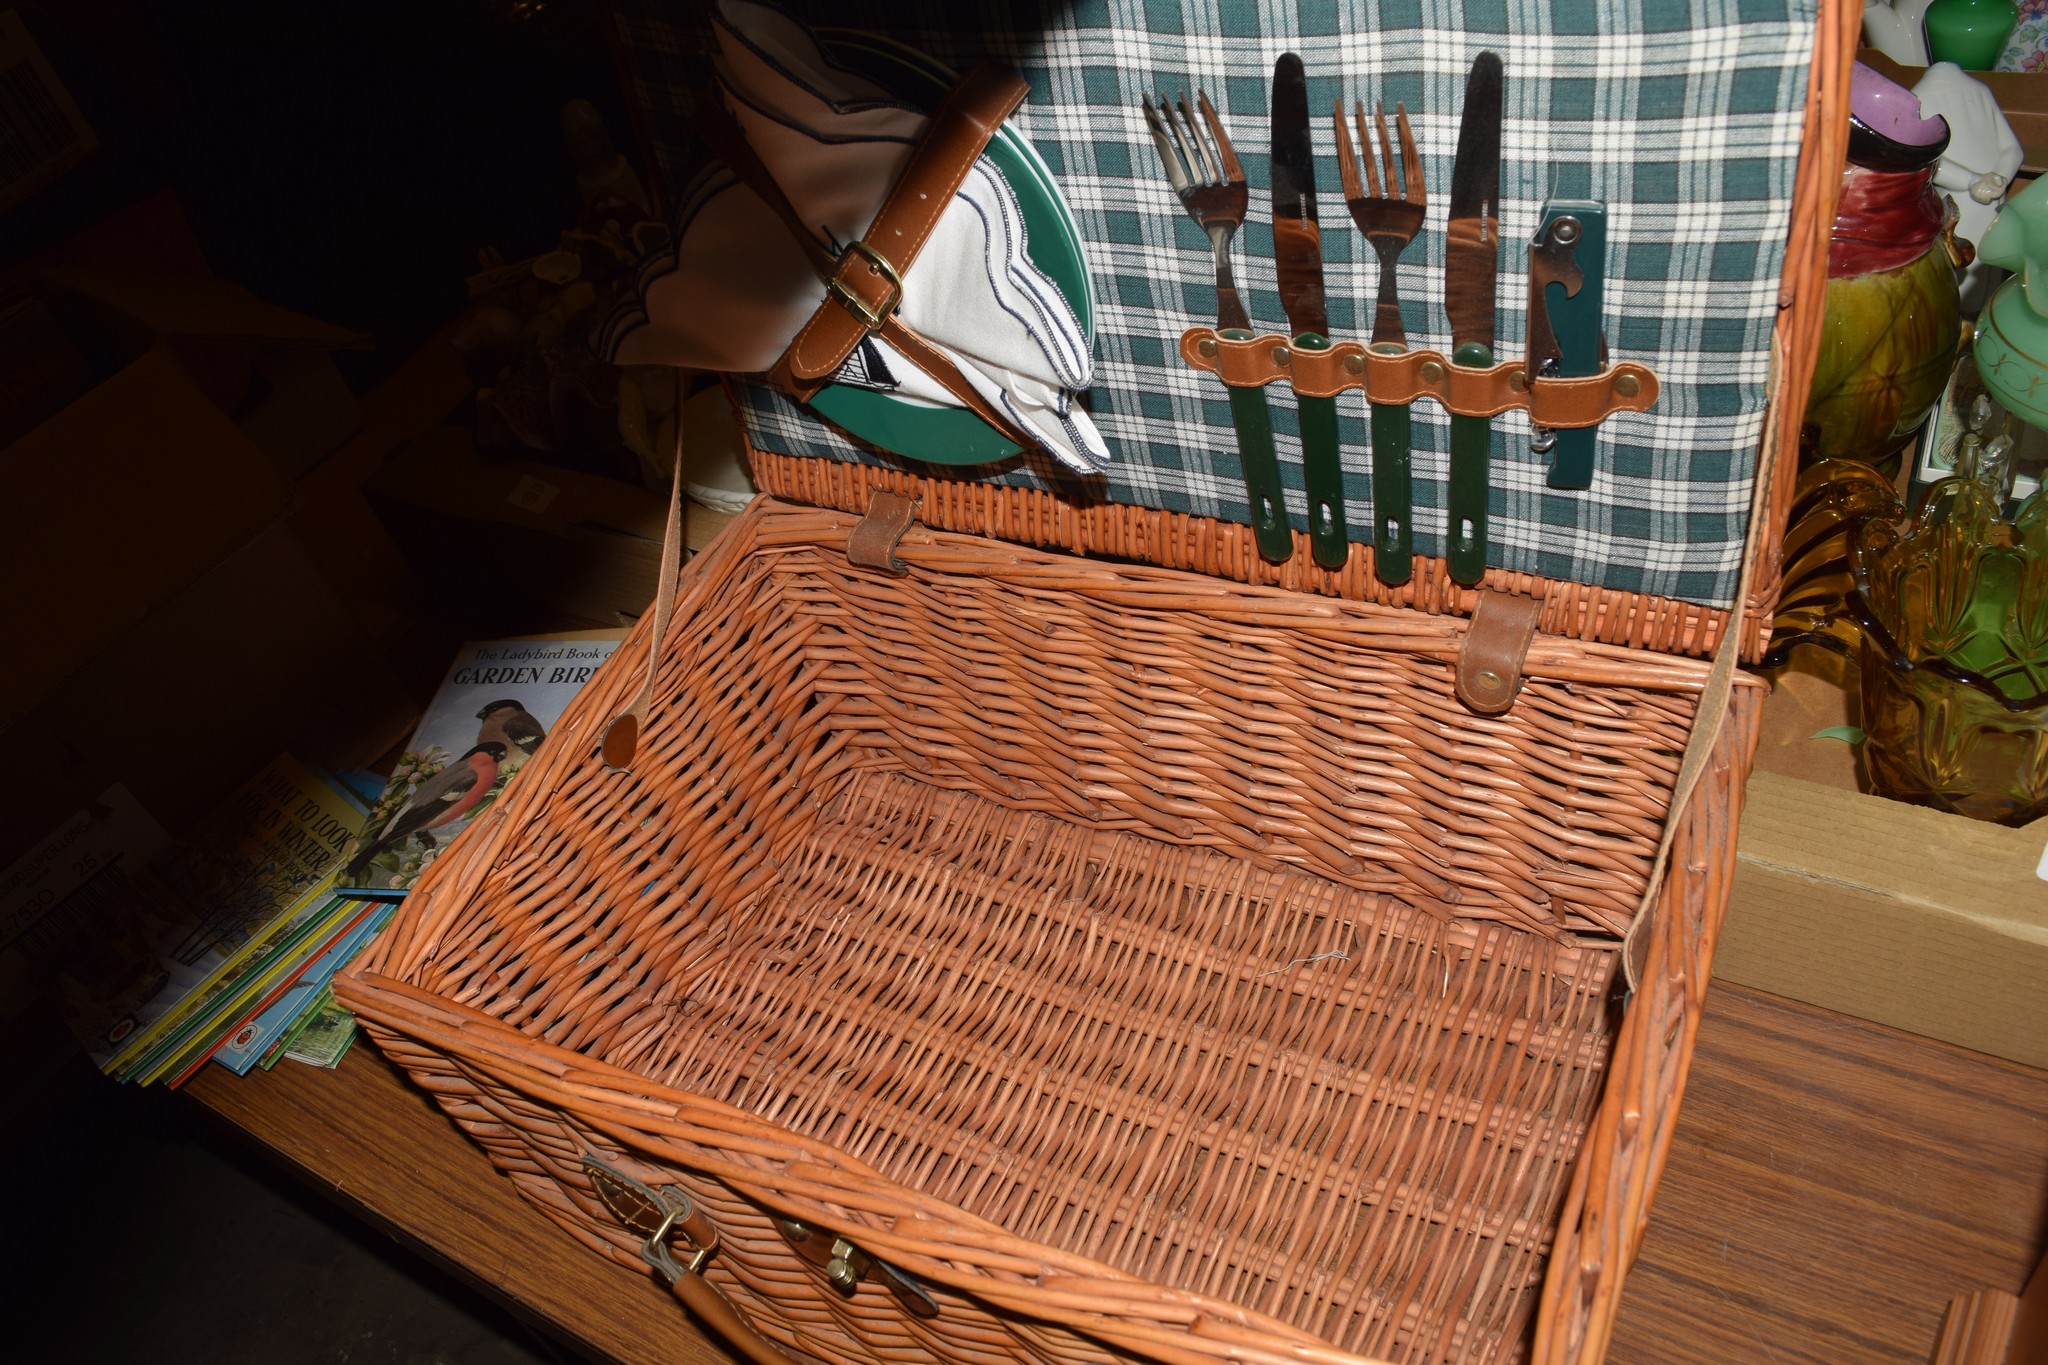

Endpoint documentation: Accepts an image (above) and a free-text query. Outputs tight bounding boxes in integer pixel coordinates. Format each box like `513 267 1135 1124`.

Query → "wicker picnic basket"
340 3 1854 1362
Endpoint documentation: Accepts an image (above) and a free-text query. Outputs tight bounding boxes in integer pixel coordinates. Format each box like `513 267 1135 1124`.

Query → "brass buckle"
641 1197 715 1283
827 241 903 329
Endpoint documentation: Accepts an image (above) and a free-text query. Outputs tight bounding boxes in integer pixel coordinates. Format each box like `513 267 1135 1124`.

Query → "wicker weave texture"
343 497 1769 1365
749 455 1738 659
408 503 1705 955
335 4 1850 1357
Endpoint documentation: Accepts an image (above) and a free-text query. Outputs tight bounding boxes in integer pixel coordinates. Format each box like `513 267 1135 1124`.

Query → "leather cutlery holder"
1178 326 1660 429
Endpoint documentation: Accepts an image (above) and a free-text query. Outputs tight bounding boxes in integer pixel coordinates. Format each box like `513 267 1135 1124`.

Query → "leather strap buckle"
828 240 904 329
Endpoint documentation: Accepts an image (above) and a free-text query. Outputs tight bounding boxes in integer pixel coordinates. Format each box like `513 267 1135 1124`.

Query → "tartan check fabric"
606 0 1820 609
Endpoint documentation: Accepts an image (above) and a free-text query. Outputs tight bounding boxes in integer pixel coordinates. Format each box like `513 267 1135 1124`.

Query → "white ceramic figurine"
1912 61 2024 310
1864 0 1937 64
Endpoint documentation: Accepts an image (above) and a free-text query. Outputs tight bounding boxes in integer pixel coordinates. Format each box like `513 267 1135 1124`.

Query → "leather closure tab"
1180 326 1658 425
1456 591 1545 715
774 1217 941 1319
847 490 922 574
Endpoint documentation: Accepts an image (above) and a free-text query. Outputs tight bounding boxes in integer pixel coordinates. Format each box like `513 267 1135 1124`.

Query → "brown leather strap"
1456 591 1545 715
601 370 690 772
775 61 1026 382
584 1152 806 1362
583 1153 721 1251
670 1269 813 1365
846 489 921 574
698 65 1039 448
1180 327 1660 425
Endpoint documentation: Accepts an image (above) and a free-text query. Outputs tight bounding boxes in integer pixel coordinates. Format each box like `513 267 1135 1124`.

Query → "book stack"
6 755 387 1083
1 634 622 1085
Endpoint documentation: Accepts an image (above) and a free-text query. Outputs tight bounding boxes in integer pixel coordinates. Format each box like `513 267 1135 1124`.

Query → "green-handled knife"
1444 52 1503 587
1271 53 1350 571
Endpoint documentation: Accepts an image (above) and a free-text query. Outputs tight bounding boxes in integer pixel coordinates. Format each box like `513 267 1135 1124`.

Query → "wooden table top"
184 981 2048 1365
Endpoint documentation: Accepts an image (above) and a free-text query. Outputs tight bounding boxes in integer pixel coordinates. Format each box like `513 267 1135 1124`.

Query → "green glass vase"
1922 0 2019 72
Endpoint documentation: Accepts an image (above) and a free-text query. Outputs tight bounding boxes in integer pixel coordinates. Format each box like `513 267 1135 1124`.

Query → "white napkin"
604 0 1106 473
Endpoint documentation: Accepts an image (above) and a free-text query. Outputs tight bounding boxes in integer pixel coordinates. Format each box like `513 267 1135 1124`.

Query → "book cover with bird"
343 635 622 890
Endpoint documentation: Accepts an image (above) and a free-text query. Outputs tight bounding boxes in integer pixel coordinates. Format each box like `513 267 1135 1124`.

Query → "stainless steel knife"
1270 52 1349 571
1444 51 1503 587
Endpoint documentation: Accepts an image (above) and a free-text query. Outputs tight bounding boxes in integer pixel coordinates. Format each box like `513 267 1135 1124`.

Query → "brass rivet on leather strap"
1508 369 1527 393
1345 354 1366 374
1197 337 1219 357
1477 669 1503 690
1272 345 1291 366
1420 360 1445 383
1615 373 1641 398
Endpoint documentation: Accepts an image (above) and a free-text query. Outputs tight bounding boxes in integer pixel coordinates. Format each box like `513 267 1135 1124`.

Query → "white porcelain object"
1865 0 1936 64
678 383 758 515
1913 61 2024 310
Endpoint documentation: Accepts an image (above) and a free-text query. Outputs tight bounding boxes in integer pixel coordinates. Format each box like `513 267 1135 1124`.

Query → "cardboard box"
40 268 372 481
364 426 671 629
1859 48 2048 174
0 346 292 726
0 519 415 871
1718 663 2048 1070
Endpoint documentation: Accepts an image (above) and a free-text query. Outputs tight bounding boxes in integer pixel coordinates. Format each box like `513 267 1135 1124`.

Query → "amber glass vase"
1769 461 2048 825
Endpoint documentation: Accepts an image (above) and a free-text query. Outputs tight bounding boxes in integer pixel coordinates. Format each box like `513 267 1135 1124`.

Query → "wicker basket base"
344 500 1764 1365
662 768 1616 1361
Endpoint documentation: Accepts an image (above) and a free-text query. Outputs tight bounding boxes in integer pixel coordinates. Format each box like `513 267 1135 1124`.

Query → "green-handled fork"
1142 90 1294 564
1336 97 1425 587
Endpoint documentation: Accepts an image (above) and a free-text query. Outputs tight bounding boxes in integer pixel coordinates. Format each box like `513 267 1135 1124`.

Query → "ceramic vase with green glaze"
1803 64 1962 474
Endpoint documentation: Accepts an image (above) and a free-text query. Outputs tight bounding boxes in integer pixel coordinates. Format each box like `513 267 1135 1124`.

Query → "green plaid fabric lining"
607 0 1819 609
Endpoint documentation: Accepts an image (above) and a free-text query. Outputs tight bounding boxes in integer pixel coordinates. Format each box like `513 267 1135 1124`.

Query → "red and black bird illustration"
474 698 546 757
345 742 508 878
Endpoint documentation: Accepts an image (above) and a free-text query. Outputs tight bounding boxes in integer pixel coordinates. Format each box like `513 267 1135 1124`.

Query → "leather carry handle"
697 63 1039 450
583 1153 813 1365
667 1263 812 1365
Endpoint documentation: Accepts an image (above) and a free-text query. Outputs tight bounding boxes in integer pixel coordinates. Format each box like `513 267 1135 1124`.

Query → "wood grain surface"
185 981 2048 1365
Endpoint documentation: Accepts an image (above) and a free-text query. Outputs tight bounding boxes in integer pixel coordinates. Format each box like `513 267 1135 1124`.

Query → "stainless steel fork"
1336 97 1427 586
1141 89 1292 563
1142 90 1253 334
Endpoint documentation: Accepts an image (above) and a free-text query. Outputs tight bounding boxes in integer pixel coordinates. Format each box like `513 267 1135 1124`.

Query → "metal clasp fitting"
828 241 904 329
641 1195 715 1283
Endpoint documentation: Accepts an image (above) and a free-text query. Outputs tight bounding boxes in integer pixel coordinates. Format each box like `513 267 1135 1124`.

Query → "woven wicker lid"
601 0 1856 662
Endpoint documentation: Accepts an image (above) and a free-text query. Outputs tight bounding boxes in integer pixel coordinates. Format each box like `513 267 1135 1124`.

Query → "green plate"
805 31 1094 465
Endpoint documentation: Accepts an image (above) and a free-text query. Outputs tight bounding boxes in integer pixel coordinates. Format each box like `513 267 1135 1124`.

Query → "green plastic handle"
1219 329 1294 564
1291 334 1349 570
1540 201 1607 490
1368 393 1414 586
1447 339 1494 586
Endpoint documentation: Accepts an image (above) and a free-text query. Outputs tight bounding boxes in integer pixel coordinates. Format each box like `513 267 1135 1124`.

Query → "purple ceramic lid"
1847 61 1951 169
